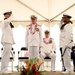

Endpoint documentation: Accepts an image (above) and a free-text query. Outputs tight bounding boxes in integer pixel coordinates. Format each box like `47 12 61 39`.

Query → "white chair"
18 47 29 71
44 56 51 68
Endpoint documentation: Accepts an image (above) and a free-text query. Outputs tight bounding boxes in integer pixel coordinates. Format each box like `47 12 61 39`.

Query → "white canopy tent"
0 0 75 71
0 0 75 27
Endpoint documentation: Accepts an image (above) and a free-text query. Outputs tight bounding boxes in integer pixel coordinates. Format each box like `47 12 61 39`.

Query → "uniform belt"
45 51 56 54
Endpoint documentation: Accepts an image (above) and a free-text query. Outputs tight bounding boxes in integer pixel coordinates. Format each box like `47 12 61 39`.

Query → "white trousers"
41 52 56 71
28 46 39 59
1 43 12 72
62 47 73 71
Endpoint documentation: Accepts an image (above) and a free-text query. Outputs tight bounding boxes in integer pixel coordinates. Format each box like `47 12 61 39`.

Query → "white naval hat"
62 14 72 19
3 11 12 15
31 15 37 20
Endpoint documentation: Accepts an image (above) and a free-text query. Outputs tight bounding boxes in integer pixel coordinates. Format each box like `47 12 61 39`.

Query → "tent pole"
48 0 51 31
5 20 47 22
17 0 48 21
50 3 75 21
52 20 75 22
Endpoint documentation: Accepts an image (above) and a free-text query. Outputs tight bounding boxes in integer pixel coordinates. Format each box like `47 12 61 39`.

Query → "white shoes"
51 70 56 72
1 71 12 74
62 71 73 74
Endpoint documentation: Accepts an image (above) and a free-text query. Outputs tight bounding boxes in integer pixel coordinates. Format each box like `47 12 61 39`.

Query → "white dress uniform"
59 23 73 72
41 38 56 71
1 15 15 73
25 24 42 59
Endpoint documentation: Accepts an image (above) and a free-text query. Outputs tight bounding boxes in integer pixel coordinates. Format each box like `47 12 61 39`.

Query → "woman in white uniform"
1 11 15 74
59 14 73 73
41 30 56 71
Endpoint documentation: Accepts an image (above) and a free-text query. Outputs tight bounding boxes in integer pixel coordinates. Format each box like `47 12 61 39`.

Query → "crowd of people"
0 11 75 74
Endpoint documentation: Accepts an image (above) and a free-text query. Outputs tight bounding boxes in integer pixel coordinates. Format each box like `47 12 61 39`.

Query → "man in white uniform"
25 15 42 59
59 17 66 72
41 30 56 71
1 11 15 74
59 14 74 73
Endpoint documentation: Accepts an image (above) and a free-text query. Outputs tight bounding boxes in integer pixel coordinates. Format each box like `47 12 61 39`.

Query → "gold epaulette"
26 25 30 27
38 25 41 26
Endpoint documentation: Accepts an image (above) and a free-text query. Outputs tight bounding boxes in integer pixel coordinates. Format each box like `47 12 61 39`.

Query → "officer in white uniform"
59 14 73 73
41 30 56 71
25 15 42 59
1 11 15 74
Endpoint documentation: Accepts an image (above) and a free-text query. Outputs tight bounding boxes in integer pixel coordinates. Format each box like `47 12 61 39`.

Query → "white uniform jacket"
1 15 15 44
25 24 42 47
59 23 73 48
41 38 56 54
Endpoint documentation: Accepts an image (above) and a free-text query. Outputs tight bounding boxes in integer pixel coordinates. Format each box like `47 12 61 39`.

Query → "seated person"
41 30 56 72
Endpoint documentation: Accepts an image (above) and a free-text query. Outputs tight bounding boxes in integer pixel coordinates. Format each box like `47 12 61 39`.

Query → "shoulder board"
38 25 41 27
50 38 53 40
50 38 52 39
26 25 30 27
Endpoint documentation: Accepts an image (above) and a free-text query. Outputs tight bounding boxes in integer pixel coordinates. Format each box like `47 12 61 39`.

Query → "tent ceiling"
0 0 75 27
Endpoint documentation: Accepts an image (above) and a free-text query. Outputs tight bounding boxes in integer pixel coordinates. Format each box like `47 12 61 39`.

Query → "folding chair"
0 48 15 72
18 47 29 71
44 56 51 67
